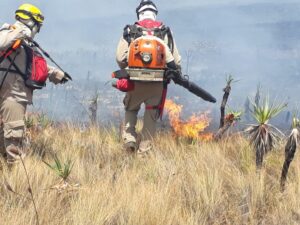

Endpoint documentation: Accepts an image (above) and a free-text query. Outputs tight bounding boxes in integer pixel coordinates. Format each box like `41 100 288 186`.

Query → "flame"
164 100 213 141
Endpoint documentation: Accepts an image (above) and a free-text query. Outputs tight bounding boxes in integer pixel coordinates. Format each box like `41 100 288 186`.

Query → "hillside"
0 124 300 225
28 2 300 122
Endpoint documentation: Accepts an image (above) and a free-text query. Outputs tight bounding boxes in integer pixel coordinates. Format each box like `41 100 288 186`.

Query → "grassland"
0 125 300 225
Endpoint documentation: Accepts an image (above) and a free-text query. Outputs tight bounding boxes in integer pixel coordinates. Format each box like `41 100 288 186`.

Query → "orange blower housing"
127 36 167 81
128 37 166 69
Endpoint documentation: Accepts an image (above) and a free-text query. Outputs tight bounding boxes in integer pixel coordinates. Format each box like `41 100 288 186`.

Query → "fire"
164 99 213 141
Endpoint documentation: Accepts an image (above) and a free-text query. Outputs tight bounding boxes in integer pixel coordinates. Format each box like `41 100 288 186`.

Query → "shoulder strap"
0 68 19 74
166 27 174 54
122 23 175 53
0 24 11 32
22 43 34 74
0 27 21 64
123 24 144 44
0 46 14 64
123 25 131 44
5 43 33 80
0 49 19 90
153 25 174 53
6 55 26 79
0 28 9 32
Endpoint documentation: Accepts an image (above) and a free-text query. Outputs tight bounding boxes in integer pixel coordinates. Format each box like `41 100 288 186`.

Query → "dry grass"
1 125 300 225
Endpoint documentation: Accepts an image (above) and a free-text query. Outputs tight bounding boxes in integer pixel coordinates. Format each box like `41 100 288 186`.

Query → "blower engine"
126 36 167 81
112 35 217 103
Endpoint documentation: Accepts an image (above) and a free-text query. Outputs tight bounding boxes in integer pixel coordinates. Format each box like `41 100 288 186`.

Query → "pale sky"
1 0 299 20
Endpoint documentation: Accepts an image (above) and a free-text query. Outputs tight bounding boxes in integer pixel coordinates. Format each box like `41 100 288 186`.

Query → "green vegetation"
43 153 74 182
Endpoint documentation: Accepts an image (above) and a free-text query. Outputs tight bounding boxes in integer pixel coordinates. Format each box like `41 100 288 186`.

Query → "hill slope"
0 125 300 225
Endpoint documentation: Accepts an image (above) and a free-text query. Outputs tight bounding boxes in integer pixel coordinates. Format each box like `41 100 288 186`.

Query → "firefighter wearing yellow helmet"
115 0 181 154
14 4 44 38
16 4 44 25
0 4 70 164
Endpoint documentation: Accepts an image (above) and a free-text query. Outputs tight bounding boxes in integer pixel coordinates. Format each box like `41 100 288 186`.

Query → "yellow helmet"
15 4 44 24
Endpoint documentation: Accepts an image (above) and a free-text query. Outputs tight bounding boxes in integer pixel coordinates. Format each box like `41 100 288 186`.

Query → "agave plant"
280 116 300 191
245 97 286 169
43 153 74 182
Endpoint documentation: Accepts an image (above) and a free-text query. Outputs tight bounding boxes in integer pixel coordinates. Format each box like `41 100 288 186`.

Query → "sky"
1 0 300 22
1 1 299 47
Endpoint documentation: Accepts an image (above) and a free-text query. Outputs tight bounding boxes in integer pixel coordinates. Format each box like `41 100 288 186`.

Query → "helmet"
15 4 44 25
136 0 158 18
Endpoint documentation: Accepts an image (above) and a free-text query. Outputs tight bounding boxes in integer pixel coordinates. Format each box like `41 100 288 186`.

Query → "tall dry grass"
0 124 300 225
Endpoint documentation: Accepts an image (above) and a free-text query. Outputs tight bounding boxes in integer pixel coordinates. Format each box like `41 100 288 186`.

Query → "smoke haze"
1 1 300 124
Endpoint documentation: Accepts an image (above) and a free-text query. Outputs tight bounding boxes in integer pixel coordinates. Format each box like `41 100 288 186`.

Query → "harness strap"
146 84 168 120
0 51 19 90
123 23 174 52
0 27 9 32
6 55 27 80
0 68 20 74
0 47 14 64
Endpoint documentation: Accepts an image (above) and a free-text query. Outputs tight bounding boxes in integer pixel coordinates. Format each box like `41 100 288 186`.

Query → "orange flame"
165 100 213 141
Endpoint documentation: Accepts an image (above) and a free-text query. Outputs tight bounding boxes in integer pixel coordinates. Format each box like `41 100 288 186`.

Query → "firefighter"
115 0 181 153
0 4 70 164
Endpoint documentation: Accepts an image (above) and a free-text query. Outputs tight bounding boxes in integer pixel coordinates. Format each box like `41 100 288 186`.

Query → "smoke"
1 1 300 125
164 2 300 123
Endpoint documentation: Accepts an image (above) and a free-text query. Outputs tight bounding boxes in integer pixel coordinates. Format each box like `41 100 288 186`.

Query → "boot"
124 142 137 153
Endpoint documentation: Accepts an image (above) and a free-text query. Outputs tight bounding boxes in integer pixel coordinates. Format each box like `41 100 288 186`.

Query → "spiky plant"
43 153 74 182
280 116 300 191
214 109 243 140
245 97 286 170
226 109 243 122
25 116 35 129
37 113 52 129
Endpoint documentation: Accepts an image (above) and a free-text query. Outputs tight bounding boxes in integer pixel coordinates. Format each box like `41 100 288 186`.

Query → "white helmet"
136 0 158 20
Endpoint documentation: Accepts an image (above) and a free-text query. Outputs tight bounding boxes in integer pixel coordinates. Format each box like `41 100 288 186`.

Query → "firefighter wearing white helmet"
115 0 181 153
0 4 69 164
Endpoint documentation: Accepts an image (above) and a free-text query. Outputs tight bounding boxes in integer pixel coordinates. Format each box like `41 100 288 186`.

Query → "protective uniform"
116 0 181 153
0 4 67 163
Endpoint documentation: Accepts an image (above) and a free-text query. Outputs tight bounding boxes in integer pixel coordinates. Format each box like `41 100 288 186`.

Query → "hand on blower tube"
6 30 74 85
111 61 216 103
111 78 118 88
166 61 217 103
60 72 72 84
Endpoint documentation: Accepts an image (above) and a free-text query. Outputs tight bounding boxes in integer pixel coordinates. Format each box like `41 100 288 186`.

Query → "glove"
112 78 135 92
111 78 118 88
60 72 72 84
60 76 69 84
